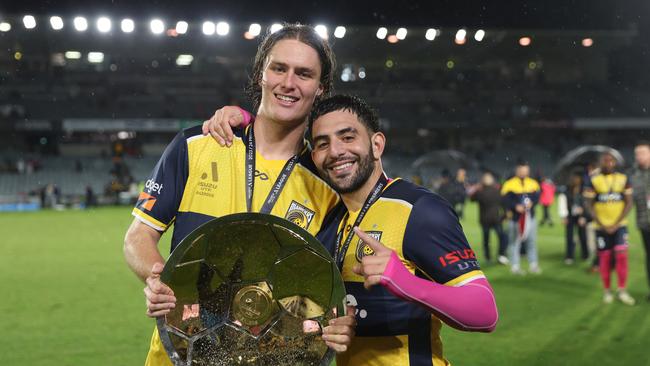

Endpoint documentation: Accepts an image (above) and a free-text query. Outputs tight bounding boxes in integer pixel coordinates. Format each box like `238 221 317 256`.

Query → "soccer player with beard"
124 24 355 366
584 152 635 305
308 95 498 365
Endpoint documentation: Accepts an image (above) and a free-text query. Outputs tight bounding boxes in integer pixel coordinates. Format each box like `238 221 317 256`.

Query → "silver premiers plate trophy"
157 213 347 366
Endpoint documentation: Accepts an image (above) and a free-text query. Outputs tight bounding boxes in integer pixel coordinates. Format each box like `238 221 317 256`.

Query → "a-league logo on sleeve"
355 231 382 262
284 200 315 230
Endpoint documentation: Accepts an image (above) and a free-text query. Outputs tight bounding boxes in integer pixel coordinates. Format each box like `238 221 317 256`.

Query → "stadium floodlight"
376 27 387 39
202 21 215 35
97 17 111 33
0 22 11 32
50 16 63 30
474 29 485 42
396 27 407 40
358 67 366 79
248 23 261 36
121 18 135 33
23 15 36 29
314 25 328 39
73 16 88 31
65 51 82 59
87 52 104 63
270 23 282 33
455 29 467 44
582 38 594 47
176 21 188 34
216 21 229 36
176 54 194 66
425 28 437 41
519 36 531 46
334 26 346 39
150 19 164 34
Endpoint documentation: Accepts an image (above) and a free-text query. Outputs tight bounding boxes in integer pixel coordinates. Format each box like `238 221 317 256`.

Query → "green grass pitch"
1 203 649 365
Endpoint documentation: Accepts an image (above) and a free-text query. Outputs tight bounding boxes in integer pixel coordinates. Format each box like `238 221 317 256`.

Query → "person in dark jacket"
558 172 588 264
470 172 509 264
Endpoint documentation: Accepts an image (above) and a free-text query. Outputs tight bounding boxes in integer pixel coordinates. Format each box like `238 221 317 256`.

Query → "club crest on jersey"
284 200 315 229
356 231 382 262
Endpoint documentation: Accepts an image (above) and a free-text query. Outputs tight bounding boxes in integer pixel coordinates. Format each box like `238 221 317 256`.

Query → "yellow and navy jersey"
133 125 340 366
583 172 632 229
500 176 540 220
133 125 340 250
317 179 484 366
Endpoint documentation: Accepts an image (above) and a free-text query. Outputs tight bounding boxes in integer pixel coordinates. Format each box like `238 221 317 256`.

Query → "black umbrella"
552 145 625 185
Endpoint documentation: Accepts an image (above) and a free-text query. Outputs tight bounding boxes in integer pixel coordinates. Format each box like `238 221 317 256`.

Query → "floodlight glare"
97 17 111 33
376 27 387 39
248 23 261 36
334 26 346 39
0 22 11 32
73 16 88 31
150 19 164 34
121 18 135 33
270 23 282 33
396 27 407 40
202 21 215 35
474 29 485 42
216 21 229 36
23 15 36 29
425 28 437 41
176 21 188 34
50 16 64 30
315 25 328 39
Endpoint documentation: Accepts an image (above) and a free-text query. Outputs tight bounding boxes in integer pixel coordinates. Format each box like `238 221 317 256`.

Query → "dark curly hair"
307 94 380 143
245 23 336 111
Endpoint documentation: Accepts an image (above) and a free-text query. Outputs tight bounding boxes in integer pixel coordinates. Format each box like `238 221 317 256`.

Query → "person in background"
557 172 588 264
631 140 650 302
501 160 542 275
470 172 509 265
453 168 469 219
539 177 556 226
584 152 635 305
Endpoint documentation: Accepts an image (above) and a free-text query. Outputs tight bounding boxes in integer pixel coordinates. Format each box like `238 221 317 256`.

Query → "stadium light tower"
270 23 282 33
23 15 36 29
0 22 10 32
50 16 64 30
97 17 111 33
176 21 188 34
88 52 104 63
73 16 88 31
121 18 135 33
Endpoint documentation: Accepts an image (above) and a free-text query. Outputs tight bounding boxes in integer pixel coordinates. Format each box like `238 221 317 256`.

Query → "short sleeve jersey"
583 172 632 229
317 179 485 366
133 125 340 365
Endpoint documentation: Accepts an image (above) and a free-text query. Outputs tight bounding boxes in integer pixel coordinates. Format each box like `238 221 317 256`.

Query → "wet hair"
245 23 336 110
307 94 380 142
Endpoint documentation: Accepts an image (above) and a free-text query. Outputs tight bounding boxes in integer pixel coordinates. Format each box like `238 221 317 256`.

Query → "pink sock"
615 247 628 289
598 250 612 290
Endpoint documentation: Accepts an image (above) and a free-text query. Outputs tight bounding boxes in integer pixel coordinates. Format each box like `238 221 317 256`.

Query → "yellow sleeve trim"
132 208 169 232
444 270 485 286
